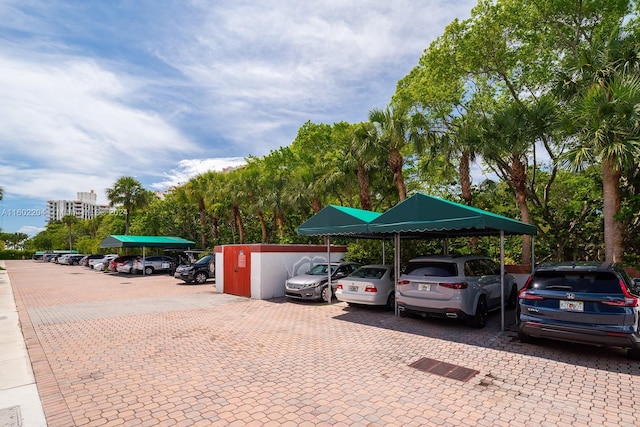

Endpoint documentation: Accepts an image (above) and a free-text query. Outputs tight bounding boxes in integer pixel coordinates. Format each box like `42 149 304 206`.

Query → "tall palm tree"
559 24 640 262
61 214 78 251
369 105 425 202
106 177 151 235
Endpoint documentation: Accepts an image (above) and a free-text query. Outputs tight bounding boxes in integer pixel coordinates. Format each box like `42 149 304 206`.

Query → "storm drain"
0 406 22 427
409 357 479 382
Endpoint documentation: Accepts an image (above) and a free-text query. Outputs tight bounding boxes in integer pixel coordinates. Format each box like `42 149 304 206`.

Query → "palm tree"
369 105 425 202
559 24 640 262
61 214 78 251
106 177 151 235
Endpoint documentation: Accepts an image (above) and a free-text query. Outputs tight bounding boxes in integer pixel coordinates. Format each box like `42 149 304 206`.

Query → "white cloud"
152 157 247 190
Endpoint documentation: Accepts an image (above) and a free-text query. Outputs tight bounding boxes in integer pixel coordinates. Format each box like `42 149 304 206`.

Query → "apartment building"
47 190 112 223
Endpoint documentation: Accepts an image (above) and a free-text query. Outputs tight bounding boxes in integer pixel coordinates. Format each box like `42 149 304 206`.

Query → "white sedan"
335 264 395 310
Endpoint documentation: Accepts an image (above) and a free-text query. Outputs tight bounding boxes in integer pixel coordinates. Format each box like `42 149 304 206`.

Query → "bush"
0 250 35 260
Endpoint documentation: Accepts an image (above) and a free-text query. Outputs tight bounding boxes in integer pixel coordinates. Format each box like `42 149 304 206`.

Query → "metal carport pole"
326 236 331 304
394 233 400 316
500 231 505 332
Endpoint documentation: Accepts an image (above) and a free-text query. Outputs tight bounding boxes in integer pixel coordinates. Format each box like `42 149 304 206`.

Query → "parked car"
285 262 360 301
88 254 117 269
109 255 136 272
395 255 519 328
517 261 640 360
57 254 72 265
133 256 176 275
80 254 105 267
43 253 59 262
174 254 215 284
67 254 85 265
335 264 395 310
116 258 135 274
92 254 119 272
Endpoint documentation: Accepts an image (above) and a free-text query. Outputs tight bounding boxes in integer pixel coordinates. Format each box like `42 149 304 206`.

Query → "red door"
224 246 251 297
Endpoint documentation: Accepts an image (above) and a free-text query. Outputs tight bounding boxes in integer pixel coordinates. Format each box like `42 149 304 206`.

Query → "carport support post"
500 231 505 332
394 234 399 316
326 236 331 304
142 246 146 276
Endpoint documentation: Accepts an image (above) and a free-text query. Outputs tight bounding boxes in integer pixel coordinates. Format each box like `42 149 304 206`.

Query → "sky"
0 0 477 235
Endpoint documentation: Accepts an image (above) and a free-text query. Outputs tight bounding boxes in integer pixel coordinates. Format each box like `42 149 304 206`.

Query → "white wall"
214 245 346 299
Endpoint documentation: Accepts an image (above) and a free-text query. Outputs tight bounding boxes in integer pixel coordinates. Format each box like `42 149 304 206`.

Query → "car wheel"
386 292 396 311
468 296 488 328
321 286 332 302
506 284 518 309
144 266 154 275
518 330 534 344
194 272 208 284
627 348 640 360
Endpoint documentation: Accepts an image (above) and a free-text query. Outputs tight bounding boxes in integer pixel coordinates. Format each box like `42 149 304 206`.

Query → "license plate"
348 286 358 292
560 300 584 312
162 262 170 269
418 283 432 291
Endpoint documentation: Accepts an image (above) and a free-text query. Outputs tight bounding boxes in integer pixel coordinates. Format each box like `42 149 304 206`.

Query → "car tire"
144 266 154 275
386 292 396 311
194 272 208 284
518 330 534 344
468 296 488 328
627 348 640 360
506 284 518 310
321 286 332 302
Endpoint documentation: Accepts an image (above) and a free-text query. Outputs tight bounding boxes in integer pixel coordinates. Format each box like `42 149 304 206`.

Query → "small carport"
99 235 196 275
298 193 537 331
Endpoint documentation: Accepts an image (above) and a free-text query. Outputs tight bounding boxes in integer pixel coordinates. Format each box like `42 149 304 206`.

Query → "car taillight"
517 277 544 300
364 285 377 293
336 283 343 290
397 280 410 285
602 279 639 307
439 282 468 289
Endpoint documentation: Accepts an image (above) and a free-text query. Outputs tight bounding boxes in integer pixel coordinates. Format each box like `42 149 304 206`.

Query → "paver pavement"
4 260 640 426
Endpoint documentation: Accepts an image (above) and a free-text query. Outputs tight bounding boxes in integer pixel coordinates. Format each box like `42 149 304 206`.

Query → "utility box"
214 244 347 299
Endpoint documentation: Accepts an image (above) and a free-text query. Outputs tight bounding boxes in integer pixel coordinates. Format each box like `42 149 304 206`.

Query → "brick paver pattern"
7 260 640 426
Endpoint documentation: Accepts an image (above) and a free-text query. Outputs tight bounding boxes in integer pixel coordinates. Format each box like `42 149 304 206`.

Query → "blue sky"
0 0 476 235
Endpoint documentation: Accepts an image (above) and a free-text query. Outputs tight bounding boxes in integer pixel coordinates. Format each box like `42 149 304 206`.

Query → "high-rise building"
47 190 112 223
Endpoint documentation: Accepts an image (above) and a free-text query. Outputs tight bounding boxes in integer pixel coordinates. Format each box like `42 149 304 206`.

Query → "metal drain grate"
409 357 479 382
0 406 22 427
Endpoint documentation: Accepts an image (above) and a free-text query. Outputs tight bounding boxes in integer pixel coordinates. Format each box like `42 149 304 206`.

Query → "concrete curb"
0 261 46 426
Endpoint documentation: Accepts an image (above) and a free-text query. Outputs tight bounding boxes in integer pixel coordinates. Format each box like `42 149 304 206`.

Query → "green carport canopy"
368 193 537 237
99 235 196 249
297 205 382 236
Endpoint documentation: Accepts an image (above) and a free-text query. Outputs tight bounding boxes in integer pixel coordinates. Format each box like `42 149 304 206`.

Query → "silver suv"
285 262 360 301
517 262 640 359
396 255 518 328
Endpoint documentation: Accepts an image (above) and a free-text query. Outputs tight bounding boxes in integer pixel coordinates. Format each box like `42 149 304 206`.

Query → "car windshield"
404 261 457 277
195 256 212 265
308 264 336 275
531 271 622 293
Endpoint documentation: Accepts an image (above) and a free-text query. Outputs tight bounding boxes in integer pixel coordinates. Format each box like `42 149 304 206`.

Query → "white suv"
396 255 518 328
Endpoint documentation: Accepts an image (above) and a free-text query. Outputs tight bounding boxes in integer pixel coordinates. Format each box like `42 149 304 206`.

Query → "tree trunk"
210 215 219 239
603 159 624 263
389 149 406 202
125 210 130 235
198 198 207 249
357 164 372 210
232 204 244 244
276 208 286 238
510 155 532 264
459 151 472 205
257 210 267 243
459 151 477 250
312 197 322 213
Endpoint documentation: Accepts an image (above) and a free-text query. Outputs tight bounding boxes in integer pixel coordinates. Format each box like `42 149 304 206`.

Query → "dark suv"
517 261 640 359
174 254 215 284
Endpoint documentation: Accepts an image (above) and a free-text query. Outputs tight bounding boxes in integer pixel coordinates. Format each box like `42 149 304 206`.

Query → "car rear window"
351 267 386 279
530 271 622 293
404 261 457 277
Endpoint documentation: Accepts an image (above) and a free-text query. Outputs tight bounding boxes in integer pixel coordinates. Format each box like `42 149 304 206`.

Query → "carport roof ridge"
99 235 196 248
297 205 382 236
